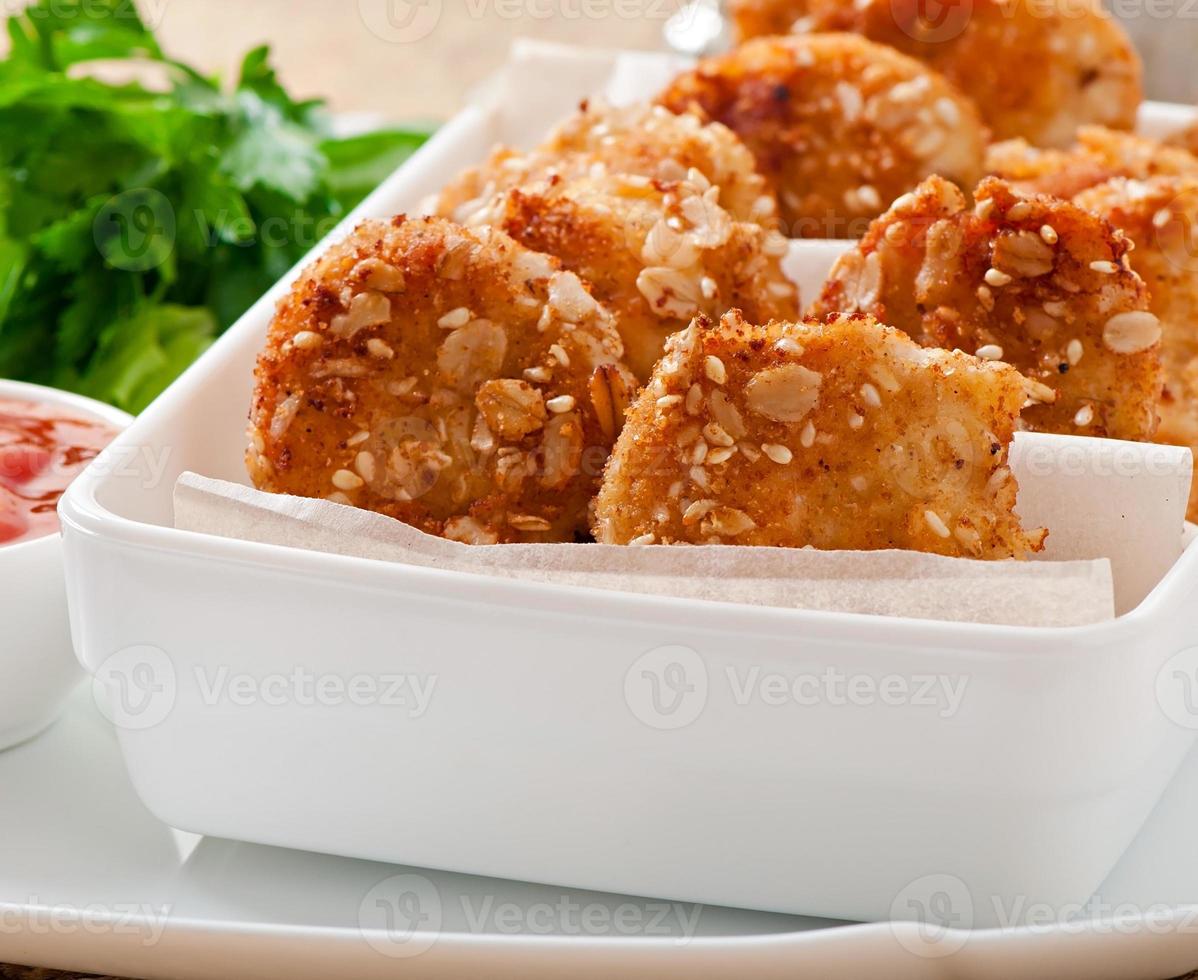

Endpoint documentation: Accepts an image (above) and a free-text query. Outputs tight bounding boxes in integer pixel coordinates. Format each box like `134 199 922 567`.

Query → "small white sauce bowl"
0 379 131 751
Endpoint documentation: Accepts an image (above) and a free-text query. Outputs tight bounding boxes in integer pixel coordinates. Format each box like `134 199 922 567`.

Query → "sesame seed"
354 451 376 482
848 412 864 430
707 447 736 465
856 184 882 210
1103 311 1161 354
510 515 552 532
703 422 735 447
524 366 552 383
366 338 394 359
548 343 570 367
683 499 715 523
347 430 370 447
975 198 995 220
1007 202 1032 221
1074 404 1094 426
327 492 351 506
976 285 995 311
763 443 792 464
628 533 656 545
1090 260 1118 274
438 307 471 329
924 510 951 538
762 231 789 257
859 383 882 408
986 467 1010 495
657 394 683 408
704 355 727 385
800 421 816 448
332 469 364 491
851 475 867 492
685 384 703 415
975 344 1004 361
691 441 708 465
1066 338 1083 365
954 525 981 550
546 395 576 413
1153 208 1172 229
689 465 708 487
293 330 323 350
700 276 718 300
984 268 1012 288
775 337 804 356
1039 225 1058 244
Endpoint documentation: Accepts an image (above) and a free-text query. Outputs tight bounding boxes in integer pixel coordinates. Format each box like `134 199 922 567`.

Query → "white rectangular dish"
58 42 1198 927
6 688 1198 980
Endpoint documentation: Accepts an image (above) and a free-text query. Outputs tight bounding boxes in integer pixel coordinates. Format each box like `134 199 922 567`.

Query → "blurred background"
35 0 675 120
0 0 1186 119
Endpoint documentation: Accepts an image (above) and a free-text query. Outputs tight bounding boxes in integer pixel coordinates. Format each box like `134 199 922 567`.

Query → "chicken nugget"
1075 176 1198 517
1167 120 1198 157
728 0 1142 147
656 33 985 237
986 127 1198 199
593 309 1045 558
434 100 779 227
248 216 637 544
812 176 1162 441
458 171 798 381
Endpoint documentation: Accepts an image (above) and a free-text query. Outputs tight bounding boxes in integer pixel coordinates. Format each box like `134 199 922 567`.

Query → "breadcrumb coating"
433 100 780 227
456 171 799 381
248 216 638 544
811 176 1163 442
656 33 985 237
986 126 1198 199
594 310 1044 557
728 0 1142 147
1167 120 1198 157
1075 176 1198 518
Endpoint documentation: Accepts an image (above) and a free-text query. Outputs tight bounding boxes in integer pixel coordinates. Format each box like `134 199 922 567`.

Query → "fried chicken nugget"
593 310 1045 558
1074 176 1198 518
1167 121 1198 157
728 0 1142 147
248 216 638 544
986 127 1198 199
433 100 780 227
458 171 798 381
656 34 986 237
812 176 1163 441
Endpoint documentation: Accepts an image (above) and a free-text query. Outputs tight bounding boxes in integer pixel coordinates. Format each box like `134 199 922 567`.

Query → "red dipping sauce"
0 398 120 547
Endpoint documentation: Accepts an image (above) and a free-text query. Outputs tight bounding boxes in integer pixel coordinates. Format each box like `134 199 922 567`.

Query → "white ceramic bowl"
54 41 1198 925
0 379 130 750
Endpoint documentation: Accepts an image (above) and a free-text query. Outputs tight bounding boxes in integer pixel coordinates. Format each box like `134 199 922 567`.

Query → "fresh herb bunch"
0 0 430 412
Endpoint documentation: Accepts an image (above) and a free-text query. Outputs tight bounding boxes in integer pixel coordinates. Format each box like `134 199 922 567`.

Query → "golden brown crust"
656 33 986 237
594 309 1045 558
986 127 1198 198
728 0 1142 147
456 171 798 381
1075 176 1198 518
1166 120 1198 157
811 176 1163 442
433 100 780 227
247 216 638 544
